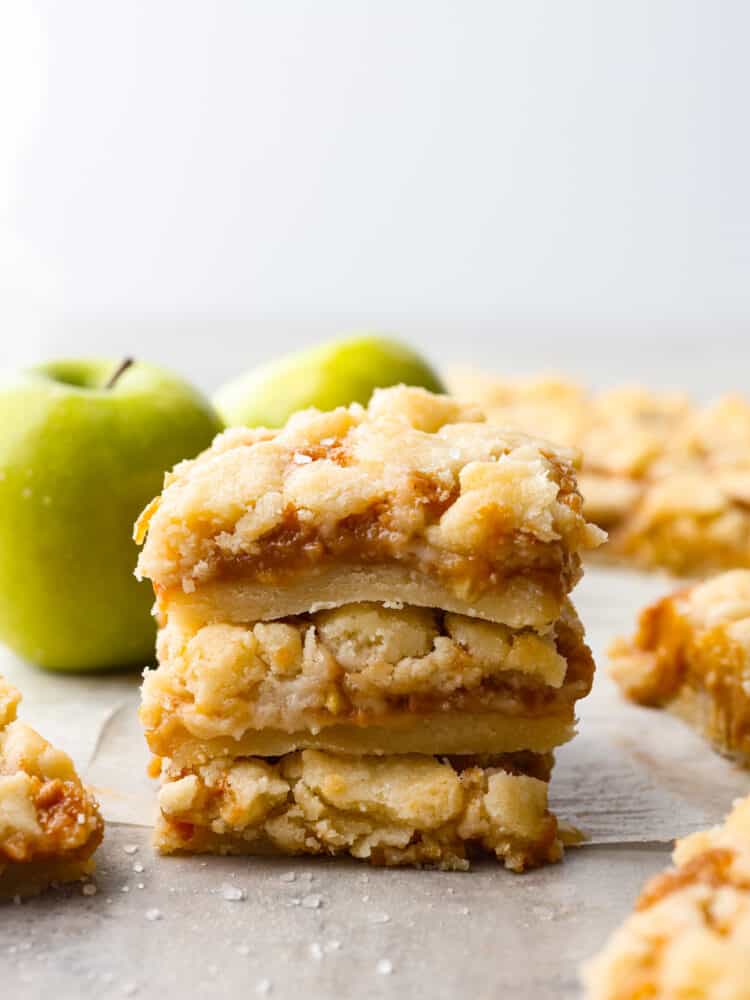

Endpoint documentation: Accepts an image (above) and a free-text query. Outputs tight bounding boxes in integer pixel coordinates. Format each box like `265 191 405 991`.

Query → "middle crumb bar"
142 601 593 760
136 386 600 869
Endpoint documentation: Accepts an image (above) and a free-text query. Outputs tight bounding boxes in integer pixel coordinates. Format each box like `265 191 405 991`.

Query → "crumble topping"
141 601 593 747
582 795 750 999
448 372 691 480
155 749 562 872
135 385 602 597
449 371 750 573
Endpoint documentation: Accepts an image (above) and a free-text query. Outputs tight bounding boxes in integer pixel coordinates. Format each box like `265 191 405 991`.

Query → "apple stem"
105 357 135 389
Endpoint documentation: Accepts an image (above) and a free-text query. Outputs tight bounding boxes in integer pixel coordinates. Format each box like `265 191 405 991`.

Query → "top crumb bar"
136 386 603 629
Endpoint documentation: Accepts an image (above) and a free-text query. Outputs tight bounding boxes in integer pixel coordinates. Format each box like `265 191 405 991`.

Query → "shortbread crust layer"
610 571 750 764
0 677 103 898
155 563 568 632
582 794 750 999
154 749 562 872
142 601 593 759
148 713 576 764
136 385 603 627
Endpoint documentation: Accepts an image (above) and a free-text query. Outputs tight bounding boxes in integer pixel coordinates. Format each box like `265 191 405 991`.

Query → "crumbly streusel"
449 371 750 574
154 748 562 871
610 571 750 764
582 794 750 999
135 386 602 624
0 676 103 897
141 601 593 757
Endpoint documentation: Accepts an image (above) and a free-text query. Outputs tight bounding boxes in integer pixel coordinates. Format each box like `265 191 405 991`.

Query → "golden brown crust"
582 795 750 999
449 371 750 575
135 386 602 625
609 571 750 763
154 749 563 872
0 676 103 897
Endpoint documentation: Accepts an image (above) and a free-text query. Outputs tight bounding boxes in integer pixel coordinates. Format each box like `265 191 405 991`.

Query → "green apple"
213 335 445 428
0 359 223 671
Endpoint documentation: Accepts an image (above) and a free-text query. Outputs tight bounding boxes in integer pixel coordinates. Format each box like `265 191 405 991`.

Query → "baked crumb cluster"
136 386 597 869
610 570 750 764
0 676 103 897
582 795 750 999
449 371 750 574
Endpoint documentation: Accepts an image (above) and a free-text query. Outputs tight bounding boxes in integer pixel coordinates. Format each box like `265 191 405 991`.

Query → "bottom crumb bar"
609 571 750 764
1 677 103 898
582 794 750 999
154 749 562 872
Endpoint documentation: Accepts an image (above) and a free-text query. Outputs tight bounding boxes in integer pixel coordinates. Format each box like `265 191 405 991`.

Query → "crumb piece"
221 884 246 902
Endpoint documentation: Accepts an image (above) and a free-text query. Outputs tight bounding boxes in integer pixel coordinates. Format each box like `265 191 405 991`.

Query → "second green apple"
214 335 445 427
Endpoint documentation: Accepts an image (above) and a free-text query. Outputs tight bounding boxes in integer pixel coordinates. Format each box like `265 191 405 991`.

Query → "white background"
1 2 748 392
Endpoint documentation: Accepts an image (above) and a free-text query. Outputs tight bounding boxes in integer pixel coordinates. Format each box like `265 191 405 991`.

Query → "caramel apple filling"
154 749 562 872
141 602 593 759
146 505 583 622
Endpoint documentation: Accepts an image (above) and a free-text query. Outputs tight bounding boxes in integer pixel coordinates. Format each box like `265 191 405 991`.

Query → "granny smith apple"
213 335 445 427
0 359 223 671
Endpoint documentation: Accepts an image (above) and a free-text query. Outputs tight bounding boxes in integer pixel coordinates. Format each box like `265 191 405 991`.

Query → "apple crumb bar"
136 386 598 869
449 370 750 575
610 571 750 765
0 676 103 898
582 794 750 999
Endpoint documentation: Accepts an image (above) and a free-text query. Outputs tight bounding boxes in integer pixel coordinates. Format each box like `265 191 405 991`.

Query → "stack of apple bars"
135 386 602 871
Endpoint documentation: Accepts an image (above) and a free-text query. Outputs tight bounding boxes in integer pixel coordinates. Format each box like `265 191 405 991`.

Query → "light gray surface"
2 823 669 1000
2 565 749 999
